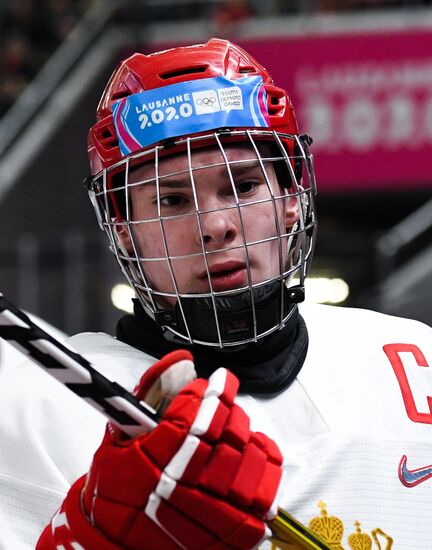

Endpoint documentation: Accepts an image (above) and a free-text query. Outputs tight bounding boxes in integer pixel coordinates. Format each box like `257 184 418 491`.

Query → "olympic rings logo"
196 97 217 106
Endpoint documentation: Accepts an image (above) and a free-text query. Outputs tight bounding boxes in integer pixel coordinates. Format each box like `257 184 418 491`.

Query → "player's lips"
198 261 248 291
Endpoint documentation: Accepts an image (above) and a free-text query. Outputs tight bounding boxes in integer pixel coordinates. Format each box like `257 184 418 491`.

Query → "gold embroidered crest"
308 501 344 549
268 502 393 550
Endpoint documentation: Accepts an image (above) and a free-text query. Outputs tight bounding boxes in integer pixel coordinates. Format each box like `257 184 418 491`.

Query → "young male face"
119 143 300 307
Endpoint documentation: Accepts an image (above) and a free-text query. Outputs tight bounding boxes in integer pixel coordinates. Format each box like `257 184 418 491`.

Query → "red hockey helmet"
88 38 299 175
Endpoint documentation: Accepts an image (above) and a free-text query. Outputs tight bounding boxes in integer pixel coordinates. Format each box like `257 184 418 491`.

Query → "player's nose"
198 207 239 248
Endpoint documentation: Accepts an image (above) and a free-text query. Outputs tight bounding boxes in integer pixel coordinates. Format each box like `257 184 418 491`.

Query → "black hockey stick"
0 292 159 436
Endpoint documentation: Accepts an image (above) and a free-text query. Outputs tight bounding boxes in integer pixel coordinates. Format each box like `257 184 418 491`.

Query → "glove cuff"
37 475 121 550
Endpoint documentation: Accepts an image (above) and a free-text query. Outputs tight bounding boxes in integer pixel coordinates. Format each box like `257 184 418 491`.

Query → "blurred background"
0 0 431 336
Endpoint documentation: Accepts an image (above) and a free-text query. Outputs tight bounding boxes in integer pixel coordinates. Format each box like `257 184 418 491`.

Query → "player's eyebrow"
227 162 263 177
128 171 189 189
129 160 264 190
157 161 263 188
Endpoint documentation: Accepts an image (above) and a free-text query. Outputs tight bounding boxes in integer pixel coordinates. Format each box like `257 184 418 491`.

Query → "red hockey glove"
37 350 283 550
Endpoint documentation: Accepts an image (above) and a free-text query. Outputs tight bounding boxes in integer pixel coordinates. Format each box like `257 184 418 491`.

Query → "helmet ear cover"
268 133 313 191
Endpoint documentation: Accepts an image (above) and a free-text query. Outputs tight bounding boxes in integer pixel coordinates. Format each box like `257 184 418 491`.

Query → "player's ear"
285 195 300 228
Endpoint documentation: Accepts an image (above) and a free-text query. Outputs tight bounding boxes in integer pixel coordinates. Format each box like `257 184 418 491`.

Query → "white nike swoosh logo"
399 455 432 487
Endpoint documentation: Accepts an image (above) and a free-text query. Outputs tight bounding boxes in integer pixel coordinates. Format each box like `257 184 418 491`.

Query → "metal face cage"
88 129 317 348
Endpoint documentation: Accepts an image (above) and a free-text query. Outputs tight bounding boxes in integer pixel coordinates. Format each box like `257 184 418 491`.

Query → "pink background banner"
236 31 432 193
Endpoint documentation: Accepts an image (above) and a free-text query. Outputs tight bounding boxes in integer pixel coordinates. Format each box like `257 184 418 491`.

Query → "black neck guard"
116 299 308 395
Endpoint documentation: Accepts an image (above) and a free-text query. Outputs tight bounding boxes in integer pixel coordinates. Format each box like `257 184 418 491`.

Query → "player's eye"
236 180 259 195
159 195 185 207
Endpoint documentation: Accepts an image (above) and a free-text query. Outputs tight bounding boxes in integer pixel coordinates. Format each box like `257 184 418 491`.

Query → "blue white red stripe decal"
111 75 270 156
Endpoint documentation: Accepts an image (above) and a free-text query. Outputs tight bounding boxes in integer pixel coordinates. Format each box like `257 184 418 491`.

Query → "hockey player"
2 38 431 549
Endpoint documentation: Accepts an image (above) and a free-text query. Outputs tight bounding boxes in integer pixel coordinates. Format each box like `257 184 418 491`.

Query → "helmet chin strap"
154 281 305 348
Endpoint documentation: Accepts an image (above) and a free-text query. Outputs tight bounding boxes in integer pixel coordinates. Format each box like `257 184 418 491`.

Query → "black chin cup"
154 282 304 345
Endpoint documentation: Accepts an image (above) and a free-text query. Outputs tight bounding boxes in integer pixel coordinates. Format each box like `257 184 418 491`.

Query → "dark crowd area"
0 0 89 118
1 0 432 119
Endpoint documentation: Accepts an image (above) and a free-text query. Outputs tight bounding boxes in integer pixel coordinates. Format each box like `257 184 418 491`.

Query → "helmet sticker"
111 75 270 155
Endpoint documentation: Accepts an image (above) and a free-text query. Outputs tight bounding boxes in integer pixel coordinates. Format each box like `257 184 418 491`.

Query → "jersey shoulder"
299 302 432 344
297 303 432 436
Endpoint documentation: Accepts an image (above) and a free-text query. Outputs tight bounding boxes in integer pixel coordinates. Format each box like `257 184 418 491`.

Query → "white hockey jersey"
0 304 431 549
